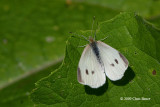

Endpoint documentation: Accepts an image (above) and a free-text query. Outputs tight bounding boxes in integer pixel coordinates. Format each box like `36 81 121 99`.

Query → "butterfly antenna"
94 26 97 40
69 32 89 42
94 21 99 40
91 16 95 38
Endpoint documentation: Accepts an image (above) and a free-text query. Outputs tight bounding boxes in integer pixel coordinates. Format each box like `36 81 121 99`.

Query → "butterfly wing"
77 44 106 88
97 41 129 81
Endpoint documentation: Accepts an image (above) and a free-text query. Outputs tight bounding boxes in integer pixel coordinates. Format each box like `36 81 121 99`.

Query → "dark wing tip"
77 67 84 83
119 52 129 67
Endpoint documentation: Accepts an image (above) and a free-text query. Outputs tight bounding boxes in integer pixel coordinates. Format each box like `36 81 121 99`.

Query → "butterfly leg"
99 36 110 41
78 45 87 48
70 32 89 42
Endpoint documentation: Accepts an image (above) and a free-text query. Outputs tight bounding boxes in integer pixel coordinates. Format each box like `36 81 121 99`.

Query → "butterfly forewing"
97 41 129 81
77 44 106 88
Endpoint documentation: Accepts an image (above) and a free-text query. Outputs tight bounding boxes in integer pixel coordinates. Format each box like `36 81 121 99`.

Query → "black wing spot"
111 63 114 66
115 59 118 64
92 71 94 74
86 69 89 75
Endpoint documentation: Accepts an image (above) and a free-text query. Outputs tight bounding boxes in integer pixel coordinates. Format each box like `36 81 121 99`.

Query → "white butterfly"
77 36 129 88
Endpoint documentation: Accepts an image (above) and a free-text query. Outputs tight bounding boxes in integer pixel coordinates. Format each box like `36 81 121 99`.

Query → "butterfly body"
77 37 129 88
89 39 103 66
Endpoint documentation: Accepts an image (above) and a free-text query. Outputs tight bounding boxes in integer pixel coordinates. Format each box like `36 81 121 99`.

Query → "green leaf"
1 0 160 106
31 12 160 106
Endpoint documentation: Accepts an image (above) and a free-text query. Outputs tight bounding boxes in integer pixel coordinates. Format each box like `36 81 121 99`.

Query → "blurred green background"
0 0 160 106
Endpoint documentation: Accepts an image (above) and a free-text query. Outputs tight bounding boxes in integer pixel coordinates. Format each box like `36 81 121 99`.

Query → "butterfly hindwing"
97 41 129 81
78 44 106 88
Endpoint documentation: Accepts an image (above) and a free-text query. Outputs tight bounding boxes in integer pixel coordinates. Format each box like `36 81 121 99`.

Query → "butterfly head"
89 36 95 43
